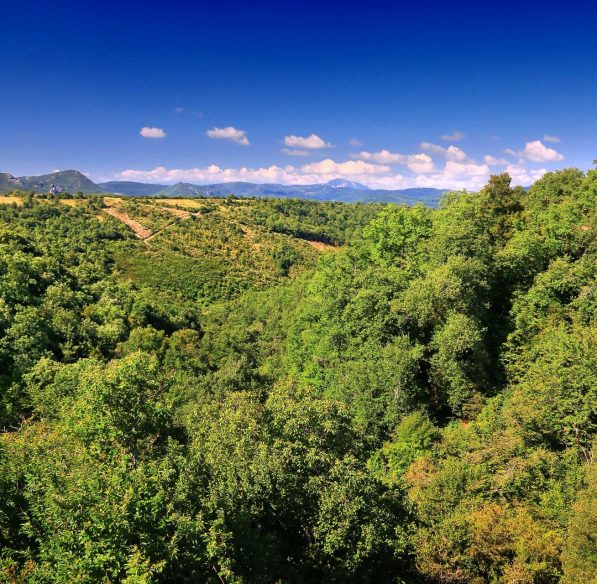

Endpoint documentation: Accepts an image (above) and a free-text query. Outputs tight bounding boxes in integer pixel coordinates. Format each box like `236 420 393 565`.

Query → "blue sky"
1 0 596 189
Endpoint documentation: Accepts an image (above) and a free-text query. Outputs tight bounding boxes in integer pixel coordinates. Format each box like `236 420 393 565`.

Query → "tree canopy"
0 171 595 582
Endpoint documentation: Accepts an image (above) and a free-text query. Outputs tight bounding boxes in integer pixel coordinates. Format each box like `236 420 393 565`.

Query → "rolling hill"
155 180 446 205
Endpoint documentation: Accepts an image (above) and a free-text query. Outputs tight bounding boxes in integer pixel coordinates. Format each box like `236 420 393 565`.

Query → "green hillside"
102 196 366 304
0 168 595 582
18 170 105 194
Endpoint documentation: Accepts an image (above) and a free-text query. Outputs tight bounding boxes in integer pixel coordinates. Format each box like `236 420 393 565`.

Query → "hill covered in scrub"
0 168 595 582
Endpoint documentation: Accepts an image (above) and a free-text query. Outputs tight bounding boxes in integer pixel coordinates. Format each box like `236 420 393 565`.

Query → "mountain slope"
158 182 209 197
326 178 370 190
156 179 446 205
98 181 166 196
18 170 104 194
0 173 24 193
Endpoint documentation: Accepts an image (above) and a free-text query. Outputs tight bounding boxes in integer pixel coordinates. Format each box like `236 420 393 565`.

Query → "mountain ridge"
1 169 448 205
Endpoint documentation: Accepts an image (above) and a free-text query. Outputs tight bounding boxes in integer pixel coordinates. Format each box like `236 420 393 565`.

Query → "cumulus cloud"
505 164 548 186
441 131 465 142
408 161 490 190
124 130 551 191
118 159 398 188
349 138 363 147
122 125 554 193
406 154 436 174
353 149 404 164
352 150 435 173
140 127 166 138
509 140 563 162
443 160 489 177
283 134 333 149
420 142 468 162
484 155 509 166
206 126 250 145
543 134 560 143
121 165 293 184
118 153 502 191
302 158 390 176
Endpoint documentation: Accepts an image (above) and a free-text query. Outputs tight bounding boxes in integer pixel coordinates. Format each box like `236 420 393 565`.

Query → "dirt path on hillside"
304 240 341 252
102 198 341 252
102 206 154 239
102 200 195 243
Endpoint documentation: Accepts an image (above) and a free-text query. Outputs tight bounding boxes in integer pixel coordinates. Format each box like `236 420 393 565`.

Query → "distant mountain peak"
16 169 104 194
0 172 23 192
326 178 369 190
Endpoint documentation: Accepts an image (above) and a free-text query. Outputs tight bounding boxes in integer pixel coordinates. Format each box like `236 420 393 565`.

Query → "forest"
0 168 595 583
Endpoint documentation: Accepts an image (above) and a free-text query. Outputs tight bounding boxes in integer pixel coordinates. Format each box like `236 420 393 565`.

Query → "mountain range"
0 169 447 205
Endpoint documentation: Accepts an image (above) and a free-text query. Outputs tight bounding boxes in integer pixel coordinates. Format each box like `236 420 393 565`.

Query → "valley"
0 169 595 582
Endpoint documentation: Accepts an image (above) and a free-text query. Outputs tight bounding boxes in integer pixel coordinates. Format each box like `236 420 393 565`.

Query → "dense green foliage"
110 197 373 304
234 198 384 245
0 169 595 582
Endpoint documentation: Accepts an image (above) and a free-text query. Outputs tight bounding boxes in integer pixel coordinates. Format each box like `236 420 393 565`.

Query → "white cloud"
124 129 554 192
443 160 489 177
409 161 490 190
353 149 404 164
349 138 363 147
140 127 166 139
118 154 497 190
510 140 563 162
543 134 560 143
406 154 435 174
352 150 435 173
121 165 293 184
441 131 465 142
484 155 509 166
119 159 398 188
420 142 468 161
175 107 184 113
505 164 548 186
206 126 250 145
302 158 390 176
283 134 333 149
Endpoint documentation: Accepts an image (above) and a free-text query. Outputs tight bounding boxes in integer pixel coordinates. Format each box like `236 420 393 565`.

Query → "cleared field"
155 198 204 207
0 196 23 205
103 196 123 206
155 197 251 209
102 206 153 239
59 199 84 207
154 198 220 211
305 239 341 251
